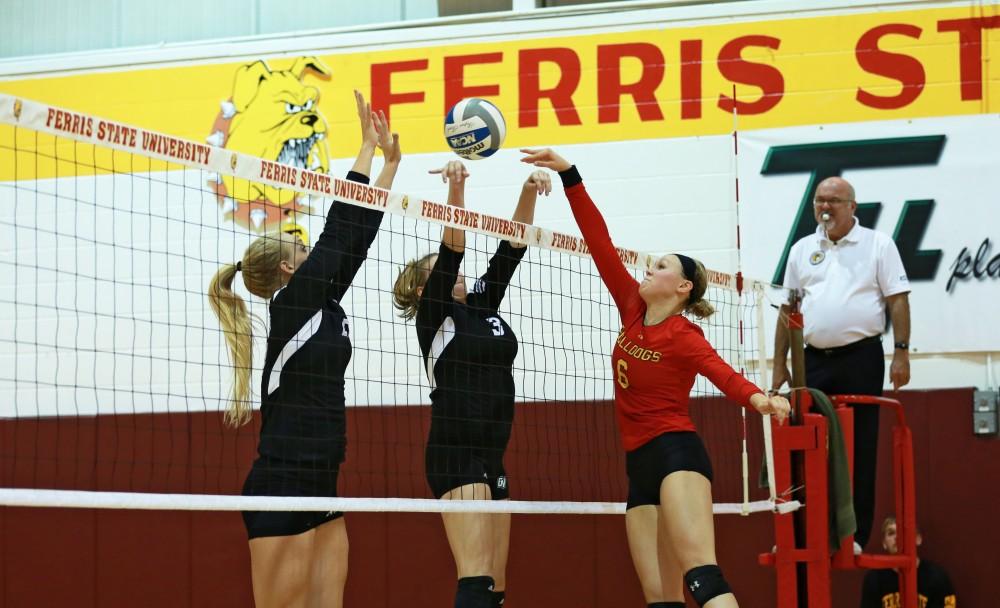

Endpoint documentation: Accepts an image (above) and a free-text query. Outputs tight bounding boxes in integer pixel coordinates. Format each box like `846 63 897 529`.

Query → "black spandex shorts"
425 404 512 500
241 456 344 539
625 431 713 510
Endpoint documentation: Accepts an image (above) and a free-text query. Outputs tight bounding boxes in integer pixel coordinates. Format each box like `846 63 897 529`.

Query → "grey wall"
0 0 439 58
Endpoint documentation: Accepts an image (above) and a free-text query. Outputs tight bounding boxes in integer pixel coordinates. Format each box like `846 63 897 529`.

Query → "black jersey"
860 560 956 608
416 241 525 413
257 171 383 463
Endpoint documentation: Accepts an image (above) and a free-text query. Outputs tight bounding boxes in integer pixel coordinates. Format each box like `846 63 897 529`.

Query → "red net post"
758 390 833 608
832 396 918 608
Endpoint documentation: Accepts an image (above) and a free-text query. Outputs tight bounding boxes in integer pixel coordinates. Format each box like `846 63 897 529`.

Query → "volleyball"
444 97 506 160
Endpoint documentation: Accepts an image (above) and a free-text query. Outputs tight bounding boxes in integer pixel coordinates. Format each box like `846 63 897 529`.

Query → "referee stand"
758 305 919 608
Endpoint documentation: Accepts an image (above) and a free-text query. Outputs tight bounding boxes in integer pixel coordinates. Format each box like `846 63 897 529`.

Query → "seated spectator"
860 516 956 608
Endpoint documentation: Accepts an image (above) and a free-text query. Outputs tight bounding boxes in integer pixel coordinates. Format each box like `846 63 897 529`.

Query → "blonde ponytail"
207 232 291 427
208 263 255 427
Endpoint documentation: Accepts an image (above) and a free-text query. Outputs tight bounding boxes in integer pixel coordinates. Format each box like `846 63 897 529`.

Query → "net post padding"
757 389 831 608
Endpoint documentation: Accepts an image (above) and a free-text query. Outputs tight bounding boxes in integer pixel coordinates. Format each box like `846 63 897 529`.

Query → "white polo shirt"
784 219 910 349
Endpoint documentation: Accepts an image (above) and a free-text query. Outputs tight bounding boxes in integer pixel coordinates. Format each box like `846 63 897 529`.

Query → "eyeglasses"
813 197 854 207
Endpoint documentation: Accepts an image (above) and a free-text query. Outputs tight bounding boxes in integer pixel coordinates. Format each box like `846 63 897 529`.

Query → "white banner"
739 114 999 354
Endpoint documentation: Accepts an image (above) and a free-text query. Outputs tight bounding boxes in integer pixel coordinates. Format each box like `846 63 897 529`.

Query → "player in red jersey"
522 148 790 608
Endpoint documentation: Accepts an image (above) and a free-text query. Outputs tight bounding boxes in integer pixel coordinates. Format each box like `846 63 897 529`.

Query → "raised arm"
465 170 545 311
284 91 398 307
467 242 526 312
348 89 379 179
508 169 550 249
416 161 469 330
429 160 469 254
521 148 637 310
372 109 402 191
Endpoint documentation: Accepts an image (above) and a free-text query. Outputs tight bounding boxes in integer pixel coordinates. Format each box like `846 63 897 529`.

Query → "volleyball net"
0 94 795 516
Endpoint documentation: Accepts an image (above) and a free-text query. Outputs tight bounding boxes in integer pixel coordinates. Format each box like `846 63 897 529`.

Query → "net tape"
0 488 801 515
0 94 764 293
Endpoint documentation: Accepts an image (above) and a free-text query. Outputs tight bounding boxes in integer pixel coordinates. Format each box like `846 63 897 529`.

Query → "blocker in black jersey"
417 240 525 499
242 170 383 539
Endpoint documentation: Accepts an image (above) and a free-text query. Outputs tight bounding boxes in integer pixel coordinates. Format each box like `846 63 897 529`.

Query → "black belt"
805 334 882 356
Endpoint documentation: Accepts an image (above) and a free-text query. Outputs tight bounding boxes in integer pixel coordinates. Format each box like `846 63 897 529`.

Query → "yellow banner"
1 5 998 162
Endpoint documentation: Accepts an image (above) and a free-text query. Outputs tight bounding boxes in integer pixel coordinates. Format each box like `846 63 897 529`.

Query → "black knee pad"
684 564 732 606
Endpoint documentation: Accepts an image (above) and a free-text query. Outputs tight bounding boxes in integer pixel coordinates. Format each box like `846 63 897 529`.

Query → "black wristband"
345 170 370 184
558 165 582 189
894 342 909 350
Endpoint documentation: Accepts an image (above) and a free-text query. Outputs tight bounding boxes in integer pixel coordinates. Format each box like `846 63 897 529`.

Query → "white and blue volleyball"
444 98 506 160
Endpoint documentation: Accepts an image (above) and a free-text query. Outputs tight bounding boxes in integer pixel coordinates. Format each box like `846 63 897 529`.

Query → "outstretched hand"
429 160 469 187
371 110 401 164
524 170 552 195
520 148 572 172
355 90 378 148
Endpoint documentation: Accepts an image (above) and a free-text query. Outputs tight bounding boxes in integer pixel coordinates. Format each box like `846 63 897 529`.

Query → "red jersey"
564 173 761 451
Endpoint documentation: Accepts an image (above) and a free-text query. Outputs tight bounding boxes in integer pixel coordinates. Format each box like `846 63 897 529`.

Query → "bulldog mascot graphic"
207 56 332 240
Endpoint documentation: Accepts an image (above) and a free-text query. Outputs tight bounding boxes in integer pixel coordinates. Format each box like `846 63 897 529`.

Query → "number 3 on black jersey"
486 316 505 336
616 359 630 389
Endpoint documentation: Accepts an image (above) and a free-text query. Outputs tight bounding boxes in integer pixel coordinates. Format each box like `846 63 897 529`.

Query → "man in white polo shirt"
772 176 911 551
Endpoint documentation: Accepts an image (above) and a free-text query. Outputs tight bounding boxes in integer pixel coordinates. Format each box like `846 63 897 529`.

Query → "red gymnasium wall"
1 388 996 607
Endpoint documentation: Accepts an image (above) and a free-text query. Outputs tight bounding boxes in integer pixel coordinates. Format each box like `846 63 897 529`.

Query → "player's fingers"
539 173 552 195
770 404 783 425
519 148 552 163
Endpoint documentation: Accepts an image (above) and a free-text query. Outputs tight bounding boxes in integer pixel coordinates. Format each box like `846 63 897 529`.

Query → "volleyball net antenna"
0 94 798 516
